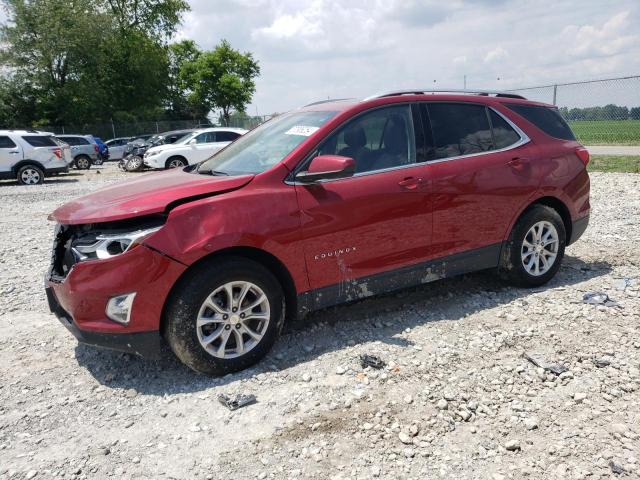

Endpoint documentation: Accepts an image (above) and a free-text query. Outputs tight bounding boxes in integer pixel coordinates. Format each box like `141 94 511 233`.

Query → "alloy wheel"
20 168 41 185
196 281 270 359
168 159 185 168
521 220 559 276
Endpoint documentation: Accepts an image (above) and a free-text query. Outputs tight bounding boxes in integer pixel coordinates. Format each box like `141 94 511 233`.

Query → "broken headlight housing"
71 226 162 261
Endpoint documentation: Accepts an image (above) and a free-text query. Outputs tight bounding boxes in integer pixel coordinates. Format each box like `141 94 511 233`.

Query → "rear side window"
506 104 575 140
216 131 241 142
489 110 521 149
427 103 493 159
59 136 90 145
0 136 17 148
22 135 57 147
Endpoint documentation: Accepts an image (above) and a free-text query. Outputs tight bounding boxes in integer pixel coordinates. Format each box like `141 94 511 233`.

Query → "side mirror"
295 155 355 183
188 138 197 145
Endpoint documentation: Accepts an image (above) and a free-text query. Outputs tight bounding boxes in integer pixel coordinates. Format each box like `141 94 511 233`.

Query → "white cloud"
176 0 640 114
484 46 508 63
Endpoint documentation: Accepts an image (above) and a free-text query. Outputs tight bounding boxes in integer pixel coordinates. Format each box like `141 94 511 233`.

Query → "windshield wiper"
199 169 229 176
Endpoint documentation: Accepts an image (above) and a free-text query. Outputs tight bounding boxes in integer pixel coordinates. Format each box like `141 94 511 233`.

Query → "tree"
630 107 640 121
0 0 188 126
166 40 208 119
184 40 260 125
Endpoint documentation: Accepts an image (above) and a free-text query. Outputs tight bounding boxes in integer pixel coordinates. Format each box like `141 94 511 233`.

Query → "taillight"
94 144 99 152
575 147 590 166
53 148 62 159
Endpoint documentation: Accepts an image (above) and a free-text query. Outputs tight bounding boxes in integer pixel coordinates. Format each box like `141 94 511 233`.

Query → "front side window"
427 103 493 159
0 136 17 148
198 110 337 175
193 132 213 144
318 105 416 174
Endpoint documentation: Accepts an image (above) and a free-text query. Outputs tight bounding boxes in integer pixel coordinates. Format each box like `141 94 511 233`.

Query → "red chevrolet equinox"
46 90 590 375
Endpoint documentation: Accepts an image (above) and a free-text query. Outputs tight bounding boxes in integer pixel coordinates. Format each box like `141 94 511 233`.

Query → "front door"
0 135 21 175
294 104 433 308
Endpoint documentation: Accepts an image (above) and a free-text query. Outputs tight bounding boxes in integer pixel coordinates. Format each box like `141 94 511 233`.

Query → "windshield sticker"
284 126 319 136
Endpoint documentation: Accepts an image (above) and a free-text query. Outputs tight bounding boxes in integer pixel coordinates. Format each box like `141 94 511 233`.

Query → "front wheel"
499 204 566 287
165 157 186 169
164 257 284 375
124 155 144 172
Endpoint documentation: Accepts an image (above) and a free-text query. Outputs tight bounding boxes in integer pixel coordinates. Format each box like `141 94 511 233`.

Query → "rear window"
0 136 17 148
22 135 57 147
506 104 575 141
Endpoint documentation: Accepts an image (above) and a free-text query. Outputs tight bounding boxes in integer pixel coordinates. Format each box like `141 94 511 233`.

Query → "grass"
569 120 640 146
588 155 640 173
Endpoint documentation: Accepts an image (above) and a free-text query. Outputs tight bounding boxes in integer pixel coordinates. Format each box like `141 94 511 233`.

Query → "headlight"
71 226 161 261
145 150 161 157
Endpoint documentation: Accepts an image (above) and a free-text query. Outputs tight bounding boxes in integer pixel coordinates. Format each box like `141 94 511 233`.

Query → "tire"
164 257 285 375
16 165 44 185
74 155 91 170
165 156 186 169
125 155 144 172
94 156 104 166
499 204 566 287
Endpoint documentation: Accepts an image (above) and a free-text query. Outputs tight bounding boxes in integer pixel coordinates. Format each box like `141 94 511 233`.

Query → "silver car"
56 135 99 169
104 137 133 160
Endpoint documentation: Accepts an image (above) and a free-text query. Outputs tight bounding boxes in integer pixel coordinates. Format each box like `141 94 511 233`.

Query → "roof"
300 89 553 113
0 129 53 135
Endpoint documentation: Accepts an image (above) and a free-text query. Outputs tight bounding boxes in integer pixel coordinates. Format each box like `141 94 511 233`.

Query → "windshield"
197 111 337 175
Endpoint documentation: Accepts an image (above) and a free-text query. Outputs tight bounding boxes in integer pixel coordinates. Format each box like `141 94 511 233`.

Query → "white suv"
0 130 72 185
143 127 247 169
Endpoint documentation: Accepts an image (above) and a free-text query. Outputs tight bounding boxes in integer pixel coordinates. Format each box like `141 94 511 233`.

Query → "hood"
50 168 254 225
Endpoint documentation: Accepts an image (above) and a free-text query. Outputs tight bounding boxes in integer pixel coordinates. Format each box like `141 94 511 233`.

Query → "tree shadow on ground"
75 255 612 396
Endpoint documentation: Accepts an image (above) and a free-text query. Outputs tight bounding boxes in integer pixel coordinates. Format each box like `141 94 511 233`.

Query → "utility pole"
464 75 467 89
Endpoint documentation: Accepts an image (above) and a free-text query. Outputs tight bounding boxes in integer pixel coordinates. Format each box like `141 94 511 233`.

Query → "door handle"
508 157 529 171
9 151 20 154
398 176 423 190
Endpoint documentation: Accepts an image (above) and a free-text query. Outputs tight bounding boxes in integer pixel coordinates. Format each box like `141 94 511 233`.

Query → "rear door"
294 104 433 307
423 102 537 259
0 135 22 174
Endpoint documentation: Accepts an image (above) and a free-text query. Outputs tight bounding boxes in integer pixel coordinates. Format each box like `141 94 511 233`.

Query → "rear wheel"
499 204 566 287
74 155 91 170
166 156 186 169
164 257 284 375
17 165 44 185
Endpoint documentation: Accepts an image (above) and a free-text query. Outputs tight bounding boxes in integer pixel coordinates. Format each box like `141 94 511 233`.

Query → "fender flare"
11 159 47 175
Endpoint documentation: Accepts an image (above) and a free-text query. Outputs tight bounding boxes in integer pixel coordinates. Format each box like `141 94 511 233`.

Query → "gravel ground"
0 164 639 480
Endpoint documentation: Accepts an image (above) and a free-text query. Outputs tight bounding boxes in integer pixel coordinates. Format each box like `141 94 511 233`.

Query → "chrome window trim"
286 105 529 186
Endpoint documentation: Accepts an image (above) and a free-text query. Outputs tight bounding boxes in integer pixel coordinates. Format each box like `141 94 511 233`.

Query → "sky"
177 0 640 114
1 0 638 114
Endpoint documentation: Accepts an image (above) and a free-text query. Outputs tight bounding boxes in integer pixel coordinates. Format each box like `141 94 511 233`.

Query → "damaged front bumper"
45 228 186 357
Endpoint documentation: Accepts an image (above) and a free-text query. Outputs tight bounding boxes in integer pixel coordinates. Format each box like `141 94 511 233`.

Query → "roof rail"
303 98 352 107
363 89 526 101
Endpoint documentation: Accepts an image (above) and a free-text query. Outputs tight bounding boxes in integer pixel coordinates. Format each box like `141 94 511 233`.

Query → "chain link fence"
508 76 640 145
40 115 272 141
